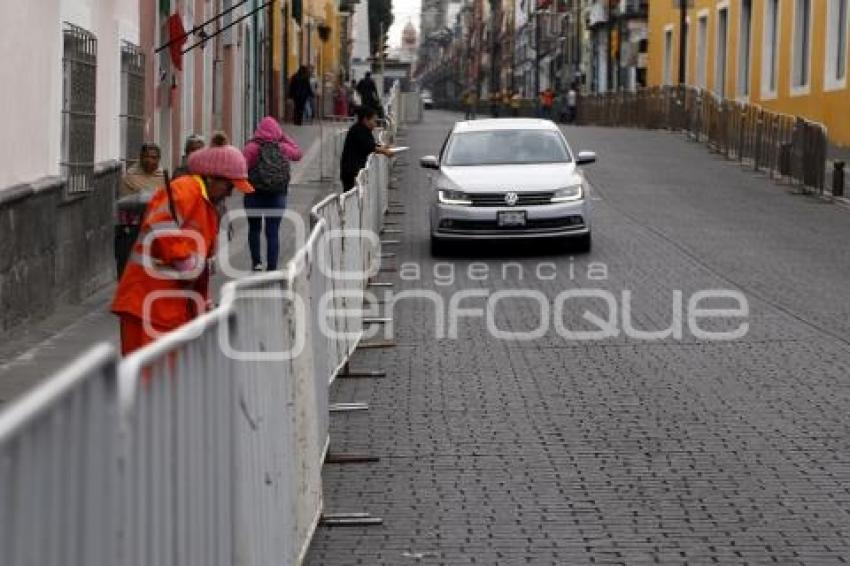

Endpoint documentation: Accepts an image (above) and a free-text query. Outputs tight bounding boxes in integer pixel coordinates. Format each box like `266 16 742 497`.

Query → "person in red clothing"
333 80 350 117
541 88 555 120
111 132 254 356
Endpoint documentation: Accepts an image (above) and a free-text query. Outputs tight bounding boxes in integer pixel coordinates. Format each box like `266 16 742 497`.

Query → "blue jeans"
244 192 287 271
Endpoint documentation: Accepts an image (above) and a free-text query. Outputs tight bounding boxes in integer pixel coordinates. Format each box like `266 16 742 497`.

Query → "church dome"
402 21 417 48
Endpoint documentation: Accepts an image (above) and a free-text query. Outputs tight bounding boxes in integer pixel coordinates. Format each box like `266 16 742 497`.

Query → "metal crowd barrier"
398 92 423 124
576 85 829 194
0 344 119 566
0 82 401 565
317 115 355 184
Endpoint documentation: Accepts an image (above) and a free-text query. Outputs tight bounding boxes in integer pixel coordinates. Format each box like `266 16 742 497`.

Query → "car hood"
439 163 580 192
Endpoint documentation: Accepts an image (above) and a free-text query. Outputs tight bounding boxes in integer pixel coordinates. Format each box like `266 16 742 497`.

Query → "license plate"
497 211 527 227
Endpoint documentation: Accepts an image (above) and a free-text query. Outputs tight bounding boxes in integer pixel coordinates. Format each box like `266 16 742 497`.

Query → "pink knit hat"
188 132 254 193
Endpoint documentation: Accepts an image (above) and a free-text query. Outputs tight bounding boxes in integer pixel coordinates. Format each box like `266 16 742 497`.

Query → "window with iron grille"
120 42 145 168
61 23 97 195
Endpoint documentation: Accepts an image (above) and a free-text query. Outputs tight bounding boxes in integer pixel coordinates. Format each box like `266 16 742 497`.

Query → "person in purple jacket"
242 116 303 271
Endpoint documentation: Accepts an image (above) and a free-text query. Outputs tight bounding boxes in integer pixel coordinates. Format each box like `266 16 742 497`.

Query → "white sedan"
420 118 596 255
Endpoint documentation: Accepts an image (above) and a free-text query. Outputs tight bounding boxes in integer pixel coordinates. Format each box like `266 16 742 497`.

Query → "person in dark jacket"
288 66 313 125
339 106 393 191
355 72 382 116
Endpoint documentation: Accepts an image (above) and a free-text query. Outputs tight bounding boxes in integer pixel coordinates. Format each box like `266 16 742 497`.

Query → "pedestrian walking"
111 132 254 355
243 116 303 272
173 134 205 177
541 88 555 120
306 66 319 122
490 90 501 118
567 85 578 124
511 91 521 117
356 72 382 117
288 66 313 126
501 89 511 117
463 88 478 120
333 79 349 117
339 106 394 192
120 143 164 197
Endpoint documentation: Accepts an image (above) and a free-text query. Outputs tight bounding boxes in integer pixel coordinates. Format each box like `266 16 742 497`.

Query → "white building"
0 0 140 191
0 0 141 334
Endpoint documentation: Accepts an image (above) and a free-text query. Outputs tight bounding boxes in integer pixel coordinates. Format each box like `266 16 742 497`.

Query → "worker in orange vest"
111 132 254 356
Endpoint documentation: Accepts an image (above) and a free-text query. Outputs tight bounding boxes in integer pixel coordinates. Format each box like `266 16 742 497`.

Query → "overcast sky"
387 0 422 48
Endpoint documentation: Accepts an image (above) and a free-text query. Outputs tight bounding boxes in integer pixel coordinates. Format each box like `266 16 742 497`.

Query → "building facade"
283 0 344 105
0 0 140 332
1 0 140 190
140 0 346 167
649 0 850 146
141 0 264 168
586 0 648 93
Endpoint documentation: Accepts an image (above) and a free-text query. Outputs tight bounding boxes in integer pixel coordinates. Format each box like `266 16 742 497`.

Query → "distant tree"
369 0 394 58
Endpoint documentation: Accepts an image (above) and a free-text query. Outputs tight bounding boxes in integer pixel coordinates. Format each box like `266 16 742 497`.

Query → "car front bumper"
430 199 590 240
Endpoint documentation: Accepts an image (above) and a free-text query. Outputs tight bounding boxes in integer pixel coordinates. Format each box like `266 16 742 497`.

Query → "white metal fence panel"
286 243 324 561
341 190 366 360
0 344 119 566
305 228 333 462
399 93 423 123
118 310 237 566
311 194 347 374
318 118 354 183
222 274 299 566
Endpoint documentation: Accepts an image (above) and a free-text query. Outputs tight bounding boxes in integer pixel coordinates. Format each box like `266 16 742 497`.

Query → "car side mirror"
420 155 439 169
576 151 597 165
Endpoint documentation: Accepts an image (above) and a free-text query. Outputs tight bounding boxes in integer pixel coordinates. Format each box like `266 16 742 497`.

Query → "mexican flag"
160 0 187 71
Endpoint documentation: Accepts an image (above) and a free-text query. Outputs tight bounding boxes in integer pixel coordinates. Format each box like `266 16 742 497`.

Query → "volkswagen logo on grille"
504 192 519 206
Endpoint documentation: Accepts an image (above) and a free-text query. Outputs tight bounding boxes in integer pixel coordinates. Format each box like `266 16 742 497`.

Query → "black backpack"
248 140 291 194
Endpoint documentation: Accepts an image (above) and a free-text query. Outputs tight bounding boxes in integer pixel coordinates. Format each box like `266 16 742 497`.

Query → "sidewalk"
0 121 343 406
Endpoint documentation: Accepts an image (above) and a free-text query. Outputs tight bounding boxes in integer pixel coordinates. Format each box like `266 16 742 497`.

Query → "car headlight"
551 184 584 203
438 189 472 205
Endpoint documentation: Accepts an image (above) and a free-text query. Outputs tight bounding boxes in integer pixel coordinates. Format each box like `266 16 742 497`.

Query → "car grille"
468 192 554 207
441 216 584 231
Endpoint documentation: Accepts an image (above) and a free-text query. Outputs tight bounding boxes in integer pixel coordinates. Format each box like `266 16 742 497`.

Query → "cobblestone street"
306 112 850 565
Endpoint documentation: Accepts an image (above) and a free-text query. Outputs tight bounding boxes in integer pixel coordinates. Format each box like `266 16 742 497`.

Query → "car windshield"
444 130 572 166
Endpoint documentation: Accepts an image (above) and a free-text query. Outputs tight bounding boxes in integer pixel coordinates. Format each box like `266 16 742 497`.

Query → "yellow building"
282 0 342 80
648 0 850 147
272 0 344 117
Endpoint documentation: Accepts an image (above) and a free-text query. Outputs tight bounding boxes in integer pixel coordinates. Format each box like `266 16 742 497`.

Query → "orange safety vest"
111 175 219 330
